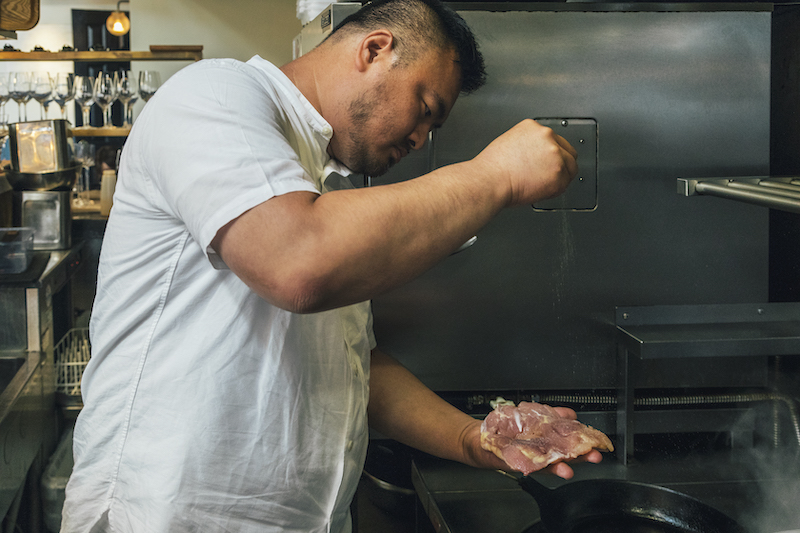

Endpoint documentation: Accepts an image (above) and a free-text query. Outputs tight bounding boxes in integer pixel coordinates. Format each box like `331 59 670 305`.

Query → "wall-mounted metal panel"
370 6 771 392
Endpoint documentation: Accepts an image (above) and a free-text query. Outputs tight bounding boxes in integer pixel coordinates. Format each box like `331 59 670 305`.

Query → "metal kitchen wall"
771 4 800 303
369 3 773 393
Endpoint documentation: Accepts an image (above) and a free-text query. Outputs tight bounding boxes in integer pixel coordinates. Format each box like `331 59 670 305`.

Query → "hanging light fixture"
106 0 131 37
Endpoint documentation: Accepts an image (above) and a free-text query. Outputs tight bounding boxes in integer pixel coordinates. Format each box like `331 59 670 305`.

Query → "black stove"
520 519 694 533
411 448 800 533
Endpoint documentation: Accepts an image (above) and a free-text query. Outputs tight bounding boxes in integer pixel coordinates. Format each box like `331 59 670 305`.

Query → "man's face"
332 47 462 177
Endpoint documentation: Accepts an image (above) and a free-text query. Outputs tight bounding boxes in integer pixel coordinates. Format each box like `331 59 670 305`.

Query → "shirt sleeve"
132 59 320 267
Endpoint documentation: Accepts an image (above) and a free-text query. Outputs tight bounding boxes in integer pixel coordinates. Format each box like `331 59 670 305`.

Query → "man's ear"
355 30 395 72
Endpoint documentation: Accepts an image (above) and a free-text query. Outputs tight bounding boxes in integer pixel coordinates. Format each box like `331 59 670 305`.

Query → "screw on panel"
561 120 569 127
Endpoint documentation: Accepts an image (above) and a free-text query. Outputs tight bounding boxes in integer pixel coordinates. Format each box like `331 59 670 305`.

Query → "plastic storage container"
100 169 116 216
0 227 34 274
41 426 74 533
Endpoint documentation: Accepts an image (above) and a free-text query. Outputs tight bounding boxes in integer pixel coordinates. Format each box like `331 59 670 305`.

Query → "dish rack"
54 327 90 407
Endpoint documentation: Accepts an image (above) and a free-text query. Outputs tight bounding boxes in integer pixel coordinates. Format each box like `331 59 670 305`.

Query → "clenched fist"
474 119 579 207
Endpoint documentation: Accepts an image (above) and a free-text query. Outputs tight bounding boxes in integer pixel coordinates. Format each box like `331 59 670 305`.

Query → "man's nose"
408 125 430 151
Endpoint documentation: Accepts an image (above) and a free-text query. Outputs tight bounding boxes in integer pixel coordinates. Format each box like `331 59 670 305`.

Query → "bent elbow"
259 272 333 314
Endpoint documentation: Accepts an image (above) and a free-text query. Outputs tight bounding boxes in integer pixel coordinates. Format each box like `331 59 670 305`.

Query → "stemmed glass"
8 72 32 122
116 70 138 127
138 71 161 103
74 140 96 206
0 77 9 153
93 72 117 128
0 76 10 126
51 73 75 119
74 75 95 127
32 73 52 119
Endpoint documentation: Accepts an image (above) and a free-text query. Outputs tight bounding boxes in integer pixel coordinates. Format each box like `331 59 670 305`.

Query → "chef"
61 0 599 531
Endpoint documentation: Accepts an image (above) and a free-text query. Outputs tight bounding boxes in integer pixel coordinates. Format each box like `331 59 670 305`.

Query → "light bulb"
106 11 130 36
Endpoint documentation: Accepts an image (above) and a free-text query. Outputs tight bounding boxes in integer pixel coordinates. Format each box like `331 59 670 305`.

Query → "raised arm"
211 120 577 313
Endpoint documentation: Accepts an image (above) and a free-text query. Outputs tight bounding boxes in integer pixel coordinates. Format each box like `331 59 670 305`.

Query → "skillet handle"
518 475 556 507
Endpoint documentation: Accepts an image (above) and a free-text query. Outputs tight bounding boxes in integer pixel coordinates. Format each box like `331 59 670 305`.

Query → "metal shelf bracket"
678 176 800 214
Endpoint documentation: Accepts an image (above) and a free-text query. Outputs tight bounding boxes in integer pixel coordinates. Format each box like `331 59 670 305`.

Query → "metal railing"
679 177 800 214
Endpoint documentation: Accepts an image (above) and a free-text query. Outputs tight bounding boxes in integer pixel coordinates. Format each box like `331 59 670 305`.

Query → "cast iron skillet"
514 474 749 533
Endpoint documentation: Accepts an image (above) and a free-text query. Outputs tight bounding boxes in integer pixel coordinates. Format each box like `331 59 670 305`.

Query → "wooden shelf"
0 50 203 62
71 126 131 137
0 46 203 137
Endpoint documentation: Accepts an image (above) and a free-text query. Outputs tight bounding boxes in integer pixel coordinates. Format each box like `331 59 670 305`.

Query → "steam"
736 446 800 533
723 405 800 533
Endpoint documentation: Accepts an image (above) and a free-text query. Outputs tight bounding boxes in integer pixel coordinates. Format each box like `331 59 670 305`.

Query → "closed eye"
427 91 447 128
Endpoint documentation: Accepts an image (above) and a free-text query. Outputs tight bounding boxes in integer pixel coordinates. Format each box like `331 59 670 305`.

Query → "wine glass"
74 140 96 206
138 71 161 103
116 70 138 127
8 72 33 122
74 75 95 127
93 72 117 128
0 76 10 126
0 78 9 154
32 73 53 119
124 91 138 126
51 73 75 119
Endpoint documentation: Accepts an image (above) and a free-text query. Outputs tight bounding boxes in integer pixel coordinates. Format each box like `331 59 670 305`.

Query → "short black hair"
329 0 486 95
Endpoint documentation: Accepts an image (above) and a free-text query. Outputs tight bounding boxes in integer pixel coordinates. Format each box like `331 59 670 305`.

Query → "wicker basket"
54 327 90 405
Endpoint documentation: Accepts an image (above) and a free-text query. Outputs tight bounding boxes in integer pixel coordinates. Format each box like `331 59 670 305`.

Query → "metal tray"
4 164 79 191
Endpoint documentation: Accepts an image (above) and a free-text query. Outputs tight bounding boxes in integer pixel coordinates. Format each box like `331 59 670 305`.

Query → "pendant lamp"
106 1 131 37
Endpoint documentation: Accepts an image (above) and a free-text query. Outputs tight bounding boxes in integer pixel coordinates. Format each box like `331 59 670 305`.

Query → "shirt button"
346 440 354 452
322 126 332 136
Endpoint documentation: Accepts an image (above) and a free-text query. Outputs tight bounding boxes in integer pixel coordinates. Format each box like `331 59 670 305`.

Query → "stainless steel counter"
0 245 84 521
0 351 45 519
412 457 540 533
412 448 800 533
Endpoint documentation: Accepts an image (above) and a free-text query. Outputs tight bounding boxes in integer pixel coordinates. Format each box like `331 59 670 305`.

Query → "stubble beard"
341 83 394 178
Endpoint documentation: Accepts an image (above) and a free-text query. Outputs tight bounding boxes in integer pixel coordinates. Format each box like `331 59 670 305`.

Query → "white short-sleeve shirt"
62 56 376 533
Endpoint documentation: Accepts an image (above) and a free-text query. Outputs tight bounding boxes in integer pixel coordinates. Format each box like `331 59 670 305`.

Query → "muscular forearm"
368 350 604 477
367 349 503 469
215 159 504 313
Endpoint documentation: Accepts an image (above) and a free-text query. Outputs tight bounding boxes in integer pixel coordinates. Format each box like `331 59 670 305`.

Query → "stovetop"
411 448 800 533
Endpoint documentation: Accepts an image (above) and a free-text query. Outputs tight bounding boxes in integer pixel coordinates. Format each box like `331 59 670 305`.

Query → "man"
62 1 599 531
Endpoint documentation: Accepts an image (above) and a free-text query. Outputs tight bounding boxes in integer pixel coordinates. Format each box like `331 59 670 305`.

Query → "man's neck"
280 52 324 116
